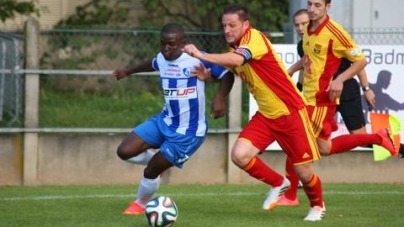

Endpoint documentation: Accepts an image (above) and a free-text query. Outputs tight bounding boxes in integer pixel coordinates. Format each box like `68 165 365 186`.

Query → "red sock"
330 134 381 155
243 156 283 187
283 157 299 200
302 173 323 207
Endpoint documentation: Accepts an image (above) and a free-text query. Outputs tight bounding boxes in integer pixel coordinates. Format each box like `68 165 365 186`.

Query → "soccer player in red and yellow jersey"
183 3 325 221
284 0 397 216
289 0 395 156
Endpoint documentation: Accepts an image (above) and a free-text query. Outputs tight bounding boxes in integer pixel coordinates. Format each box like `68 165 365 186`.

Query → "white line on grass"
1 190 404 201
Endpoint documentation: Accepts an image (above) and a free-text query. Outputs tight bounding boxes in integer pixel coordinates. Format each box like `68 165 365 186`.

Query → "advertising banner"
249 45 404 150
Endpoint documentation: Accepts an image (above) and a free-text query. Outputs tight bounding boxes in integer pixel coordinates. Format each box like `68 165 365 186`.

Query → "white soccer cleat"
303 203 326 221
262 177 291 210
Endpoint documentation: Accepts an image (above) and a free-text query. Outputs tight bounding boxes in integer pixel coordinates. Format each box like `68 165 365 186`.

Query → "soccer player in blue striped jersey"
112 23 234 216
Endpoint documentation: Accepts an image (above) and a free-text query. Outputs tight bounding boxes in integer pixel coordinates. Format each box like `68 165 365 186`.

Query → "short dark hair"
161 23 185 35
318 0 331 4
293 9 308 19
161 23 185 39
223 3 249 21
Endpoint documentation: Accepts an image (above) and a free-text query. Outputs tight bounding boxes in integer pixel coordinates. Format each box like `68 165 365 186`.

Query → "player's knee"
230 151 246 167
299 174 312 184
143 166 160 179
116 145 132 160
295 164 314 183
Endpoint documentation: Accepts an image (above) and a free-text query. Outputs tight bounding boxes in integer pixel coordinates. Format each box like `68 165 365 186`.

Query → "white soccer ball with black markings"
145 196 178 227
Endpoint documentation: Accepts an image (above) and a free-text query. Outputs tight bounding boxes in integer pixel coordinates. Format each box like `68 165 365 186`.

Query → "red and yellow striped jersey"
229 26 306 119
302 15 365 106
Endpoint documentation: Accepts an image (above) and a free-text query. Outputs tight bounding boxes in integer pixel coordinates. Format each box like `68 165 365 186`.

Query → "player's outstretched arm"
183 44 244 67
112 59 154 80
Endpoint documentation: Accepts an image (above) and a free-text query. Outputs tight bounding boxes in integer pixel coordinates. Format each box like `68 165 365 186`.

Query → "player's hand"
327 78 343 101
192 63 213 81
182 44 202 58
210 94 226 119
112 69 127 80
364 89 375 109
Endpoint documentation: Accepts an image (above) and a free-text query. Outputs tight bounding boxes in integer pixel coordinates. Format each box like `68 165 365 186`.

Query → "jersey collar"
307 15 329 36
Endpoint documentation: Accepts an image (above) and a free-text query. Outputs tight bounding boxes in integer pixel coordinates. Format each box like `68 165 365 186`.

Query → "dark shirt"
297 40 304 58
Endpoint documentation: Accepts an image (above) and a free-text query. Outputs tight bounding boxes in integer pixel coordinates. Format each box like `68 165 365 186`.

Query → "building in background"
287 0 404 44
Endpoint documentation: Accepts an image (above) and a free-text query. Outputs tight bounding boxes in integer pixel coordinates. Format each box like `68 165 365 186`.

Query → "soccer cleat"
277 195 299 206
303 203 326 221
122 201 145 216
262 177 291 210
376 128 397 156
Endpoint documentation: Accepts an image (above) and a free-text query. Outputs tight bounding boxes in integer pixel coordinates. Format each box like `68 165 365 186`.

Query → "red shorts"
306 105 338 140
240 108 320 165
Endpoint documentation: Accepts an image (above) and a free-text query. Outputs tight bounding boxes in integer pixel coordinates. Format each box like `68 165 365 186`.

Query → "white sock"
135 176 160 206
126 150 156 165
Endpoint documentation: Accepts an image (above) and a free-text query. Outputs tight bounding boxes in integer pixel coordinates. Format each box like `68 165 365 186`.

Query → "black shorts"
337 79 366 131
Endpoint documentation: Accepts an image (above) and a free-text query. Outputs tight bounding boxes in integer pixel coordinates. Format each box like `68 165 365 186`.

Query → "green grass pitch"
0 183 403 227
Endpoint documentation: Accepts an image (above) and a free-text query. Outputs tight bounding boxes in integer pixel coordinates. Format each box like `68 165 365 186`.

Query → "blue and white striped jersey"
152 52 228 136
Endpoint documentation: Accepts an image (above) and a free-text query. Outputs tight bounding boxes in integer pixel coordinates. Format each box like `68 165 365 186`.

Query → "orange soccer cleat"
277 194 299 206
122 201 145 216
377 128 397 156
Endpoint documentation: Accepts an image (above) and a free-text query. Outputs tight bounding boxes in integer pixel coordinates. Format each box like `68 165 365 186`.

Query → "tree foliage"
0 0 39 23
56 0 288 31
139 0 289 31
56 0 132 28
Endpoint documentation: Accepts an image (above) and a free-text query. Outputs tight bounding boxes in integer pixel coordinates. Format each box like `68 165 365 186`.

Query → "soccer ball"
145 196 178 227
